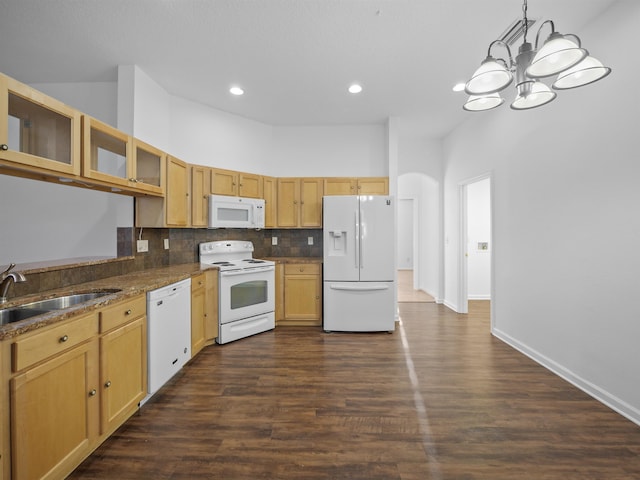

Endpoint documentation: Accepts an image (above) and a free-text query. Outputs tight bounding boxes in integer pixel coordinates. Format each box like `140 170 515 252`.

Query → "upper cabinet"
262 175 277 228
277 178 323 228
0 73 81 176
135 155 188 228
324 177 389 196
82 115 132 188
131 139 165 196
211 167 262 198
191 165 211 228
82 115 166 196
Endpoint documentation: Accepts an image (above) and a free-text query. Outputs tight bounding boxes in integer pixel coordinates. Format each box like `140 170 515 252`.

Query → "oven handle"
220 265 275 277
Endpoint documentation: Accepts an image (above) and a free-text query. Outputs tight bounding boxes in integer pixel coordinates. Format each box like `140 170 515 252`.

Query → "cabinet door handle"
104 381 112 388
0 144 8 151
125 309 132 316
59 335 69 343
89 389 97 397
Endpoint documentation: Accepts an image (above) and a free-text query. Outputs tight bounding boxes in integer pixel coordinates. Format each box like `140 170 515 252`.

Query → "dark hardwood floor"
69 302 640 479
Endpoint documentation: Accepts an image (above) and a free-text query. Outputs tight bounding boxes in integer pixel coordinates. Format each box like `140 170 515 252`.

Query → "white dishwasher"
143 278 191 405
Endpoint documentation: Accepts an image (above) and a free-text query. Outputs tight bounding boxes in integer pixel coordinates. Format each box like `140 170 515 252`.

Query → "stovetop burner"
199 240 274 272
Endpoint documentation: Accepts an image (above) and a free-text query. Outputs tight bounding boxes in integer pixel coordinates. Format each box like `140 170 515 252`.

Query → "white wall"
466 177 491 299
442 0 640 423
270 125 387 177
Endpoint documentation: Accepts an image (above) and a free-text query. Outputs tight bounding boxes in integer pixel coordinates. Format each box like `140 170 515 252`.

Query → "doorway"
459 175 492 314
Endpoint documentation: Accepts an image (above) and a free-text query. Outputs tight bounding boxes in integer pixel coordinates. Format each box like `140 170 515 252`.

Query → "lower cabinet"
191 270 219 356
279 263 322 327
11 335 99 480
2 294 148 480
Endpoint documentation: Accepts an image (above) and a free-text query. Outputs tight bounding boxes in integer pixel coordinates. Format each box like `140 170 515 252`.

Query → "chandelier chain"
522 0 529 43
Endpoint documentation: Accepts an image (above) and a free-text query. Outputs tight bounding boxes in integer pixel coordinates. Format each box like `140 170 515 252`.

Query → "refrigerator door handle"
328 284 391 292
354 209 360 269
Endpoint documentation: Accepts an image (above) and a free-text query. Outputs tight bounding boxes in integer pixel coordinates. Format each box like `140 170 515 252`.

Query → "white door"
359 196 395 281
323 196 359 281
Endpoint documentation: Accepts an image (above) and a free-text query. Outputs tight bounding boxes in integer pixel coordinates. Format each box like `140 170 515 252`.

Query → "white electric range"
199 241 275 344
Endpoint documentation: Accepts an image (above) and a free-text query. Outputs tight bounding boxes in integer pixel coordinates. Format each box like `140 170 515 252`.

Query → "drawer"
284 263 321 276
13 312 98 372
192 273 206 291
99 295 146 333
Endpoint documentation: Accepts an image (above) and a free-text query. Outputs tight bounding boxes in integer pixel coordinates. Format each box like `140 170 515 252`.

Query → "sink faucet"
0 263 26 304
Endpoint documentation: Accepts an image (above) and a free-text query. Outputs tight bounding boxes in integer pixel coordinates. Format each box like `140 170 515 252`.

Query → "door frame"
458 172 494 326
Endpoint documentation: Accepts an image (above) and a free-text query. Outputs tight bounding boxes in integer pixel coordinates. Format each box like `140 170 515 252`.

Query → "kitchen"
1 0 640 478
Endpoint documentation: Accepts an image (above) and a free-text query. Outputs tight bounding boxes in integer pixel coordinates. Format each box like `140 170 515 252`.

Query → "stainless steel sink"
0 307 51 325
0 289 121 326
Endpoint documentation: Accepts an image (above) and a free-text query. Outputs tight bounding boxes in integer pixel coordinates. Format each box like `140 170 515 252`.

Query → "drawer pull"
105 380 112 388
89 389 97 397
59 335 69 343
125 309 132 315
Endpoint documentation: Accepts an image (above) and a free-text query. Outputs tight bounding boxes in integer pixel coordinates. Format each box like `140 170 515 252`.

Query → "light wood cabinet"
82 115 132 190
131 138 165 196
191 273 207 357
98 295 147 437
1 295 147 480
191 165 211 227
281 263 322 326
277 178 323 228
324 177 389 196
192 271 219 354
275 263 284 323
263 175 277 228
211 167 237 196
165 156 189 226
211 168 262 199
135 155 189 228
10 313 99 480
0 73 81 177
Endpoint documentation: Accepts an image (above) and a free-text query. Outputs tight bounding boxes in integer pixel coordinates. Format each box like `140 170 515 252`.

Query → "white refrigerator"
323 195 396 332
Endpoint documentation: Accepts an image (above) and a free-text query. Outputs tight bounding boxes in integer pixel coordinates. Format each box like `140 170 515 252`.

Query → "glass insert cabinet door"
0 73 81 175
82 115 131 187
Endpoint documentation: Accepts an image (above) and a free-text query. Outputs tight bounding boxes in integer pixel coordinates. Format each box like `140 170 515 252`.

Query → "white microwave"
208 194 265 229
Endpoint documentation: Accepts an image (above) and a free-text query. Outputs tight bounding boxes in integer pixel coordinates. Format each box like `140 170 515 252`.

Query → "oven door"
219 266 275 323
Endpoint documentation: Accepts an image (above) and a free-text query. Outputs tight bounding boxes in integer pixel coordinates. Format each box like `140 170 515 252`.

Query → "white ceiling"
0 0 616 139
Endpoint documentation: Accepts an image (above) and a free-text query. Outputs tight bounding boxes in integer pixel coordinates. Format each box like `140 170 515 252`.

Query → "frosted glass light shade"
465 57 513 95
510 82 557 110
526 33 587 78
552 56 612 90
463 93 504 112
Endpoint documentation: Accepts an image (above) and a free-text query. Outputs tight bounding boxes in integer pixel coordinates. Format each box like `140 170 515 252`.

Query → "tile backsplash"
119 227 323 269
13 228 323 298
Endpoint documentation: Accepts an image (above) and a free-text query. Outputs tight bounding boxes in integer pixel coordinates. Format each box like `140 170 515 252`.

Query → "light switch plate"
164 238 170 250
136 239 149 253
307 236 314 245
272 237 278 246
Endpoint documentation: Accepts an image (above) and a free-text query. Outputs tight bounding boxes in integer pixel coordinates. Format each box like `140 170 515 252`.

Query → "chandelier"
462 0 611 112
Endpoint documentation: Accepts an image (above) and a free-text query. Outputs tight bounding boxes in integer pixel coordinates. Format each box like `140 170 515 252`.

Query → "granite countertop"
0 263 216 341
1 257 321 341
267 257 322 264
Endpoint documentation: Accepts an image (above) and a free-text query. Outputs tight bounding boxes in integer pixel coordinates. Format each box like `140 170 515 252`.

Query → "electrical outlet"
136 239 149 253
272 237 278 246
307 236 314 245
164 238 170 250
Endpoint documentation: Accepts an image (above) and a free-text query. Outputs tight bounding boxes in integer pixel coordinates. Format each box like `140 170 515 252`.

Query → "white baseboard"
468 294 491 300
443 299 460 313
492 327 640 427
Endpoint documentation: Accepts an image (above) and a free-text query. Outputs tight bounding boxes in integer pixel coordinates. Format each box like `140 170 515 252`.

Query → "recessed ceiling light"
229 86 244 96
452 82 466 92
348 84 363 94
